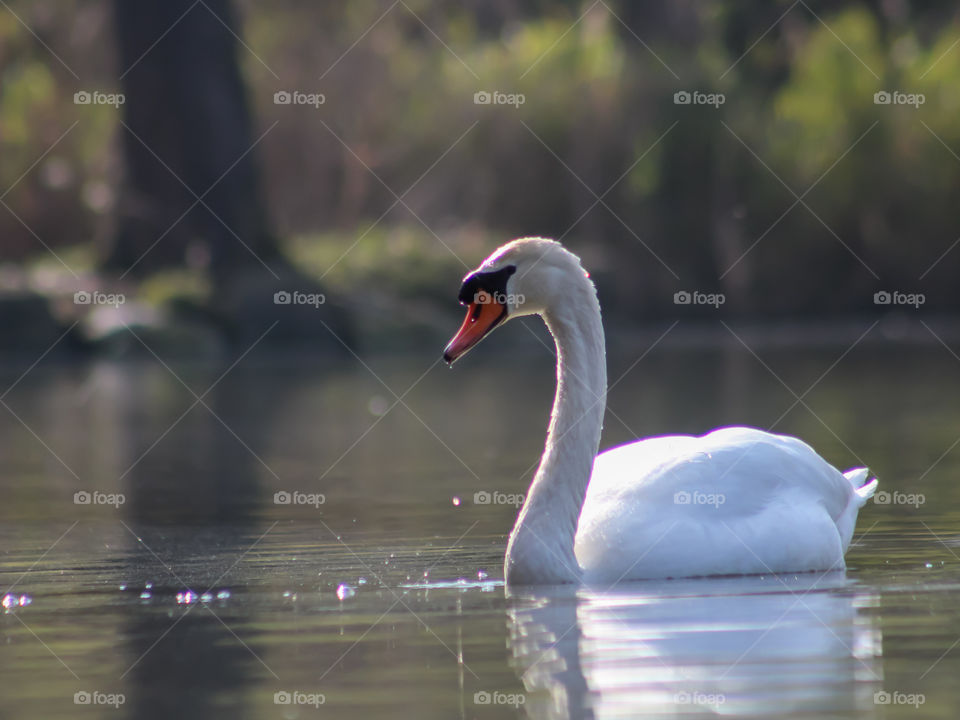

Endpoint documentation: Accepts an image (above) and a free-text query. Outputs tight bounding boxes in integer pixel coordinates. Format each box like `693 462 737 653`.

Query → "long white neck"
505 275 606 585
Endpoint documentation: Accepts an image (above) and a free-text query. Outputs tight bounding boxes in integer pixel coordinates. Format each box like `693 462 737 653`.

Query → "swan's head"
443 237 590 363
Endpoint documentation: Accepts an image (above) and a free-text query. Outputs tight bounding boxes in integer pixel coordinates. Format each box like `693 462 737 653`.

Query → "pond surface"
2 322 960 719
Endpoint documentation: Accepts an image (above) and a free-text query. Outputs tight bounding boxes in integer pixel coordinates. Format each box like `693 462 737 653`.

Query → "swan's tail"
844 467 878 507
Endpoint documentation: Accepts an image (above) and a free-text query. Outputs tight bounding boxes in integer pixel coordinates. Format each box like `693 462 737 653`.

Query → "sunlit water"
2 325 960 718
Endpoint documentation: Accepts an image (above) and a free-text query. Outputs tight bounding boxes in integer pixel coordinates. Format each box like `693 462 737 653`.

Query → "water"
2 325 960 718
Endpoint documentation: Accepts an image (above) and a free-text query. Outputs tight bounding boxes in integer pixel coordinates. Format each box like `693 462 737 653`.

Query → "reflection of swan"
443 239 878 585
507 574 881 719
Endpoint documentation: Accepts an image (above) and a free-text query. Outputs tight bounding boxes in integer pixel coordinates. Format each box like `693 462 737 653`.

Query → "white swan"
443 238 878 585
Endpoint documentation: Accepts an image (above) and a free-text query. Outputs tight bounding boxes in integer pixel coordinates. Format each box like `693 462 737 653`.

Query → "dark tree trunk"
107 0 278 280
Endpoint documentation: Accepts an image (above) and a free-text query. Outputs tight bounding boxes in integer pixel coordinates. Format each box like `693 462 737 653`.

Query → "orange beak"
443 296 507 364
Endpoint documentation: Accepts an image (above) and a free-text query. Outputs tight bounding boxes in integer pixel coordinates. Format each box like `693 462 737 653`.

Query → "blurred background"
3 0 960 359
5 5 960 718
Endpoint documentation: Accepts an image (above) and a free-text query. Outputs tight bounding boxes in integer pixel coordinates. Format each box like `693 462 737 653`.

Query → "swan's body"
443 238 877 585
578 429 875 582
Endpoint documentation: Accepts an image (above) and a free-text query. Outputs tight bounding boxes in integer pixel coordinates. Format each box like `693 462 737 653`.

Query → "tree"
107 0 352 350
108 0 278 281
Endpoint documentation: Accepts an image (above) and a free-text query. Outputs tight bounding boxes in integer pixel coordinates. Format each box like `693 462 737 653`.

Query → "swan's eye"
457 265 516 305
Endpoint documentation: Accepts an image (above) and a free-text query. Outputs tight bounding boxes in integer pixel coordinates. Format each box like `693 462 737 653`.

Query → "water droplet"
2 594 16 609
452 496 461 506
145 582 153 590
119 584 127 591
336 583 356 601
367 395 389 416
176 591 197 605
139 591 152 600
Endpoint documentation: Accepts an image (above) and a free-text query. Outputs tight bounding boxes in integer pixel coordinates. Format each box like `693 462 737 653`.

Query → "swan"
442 238 878 585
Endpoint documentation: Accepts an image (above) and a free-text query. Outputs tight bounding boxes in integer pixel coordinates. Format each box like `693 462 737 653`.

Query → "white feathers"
460 238 877 584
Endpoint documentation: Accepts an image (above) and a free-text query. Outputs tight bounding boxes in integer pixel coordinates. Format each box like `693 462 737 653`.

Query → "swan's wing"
586 427 852 518
576 427 859 580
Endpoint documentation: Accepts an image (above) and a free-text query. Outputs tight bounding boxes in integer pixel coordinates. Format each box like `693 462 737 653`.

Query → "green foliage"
772 8 885 174
4 1 960 317
286 225 490 303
